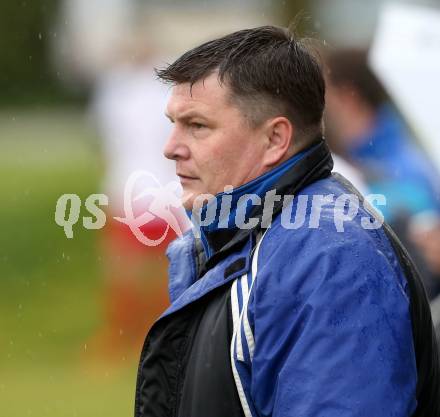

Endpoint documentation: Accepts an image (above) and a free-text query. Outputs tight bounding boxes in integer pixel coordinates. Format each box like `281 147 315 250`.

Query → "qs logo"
55 171 188 246
113 171 185 246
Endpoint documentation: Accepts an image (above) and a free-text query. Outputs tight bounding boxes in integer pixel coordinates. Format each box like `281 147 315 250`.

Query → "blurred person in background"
325 48 440 299
90 31 189 357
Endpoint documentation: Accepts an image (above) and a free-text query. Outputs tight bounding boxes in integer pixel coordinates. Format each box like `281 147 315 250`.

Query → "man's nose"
163 128 189 161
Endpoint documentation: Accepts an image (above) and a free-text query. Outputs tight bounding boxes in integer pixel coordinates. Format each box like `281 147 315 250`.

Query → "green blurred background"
0 111 135 416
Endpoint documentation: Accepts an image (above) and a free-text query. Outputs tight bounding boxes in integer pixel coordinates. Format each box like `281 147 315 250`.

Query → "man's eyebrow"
165 110 208 122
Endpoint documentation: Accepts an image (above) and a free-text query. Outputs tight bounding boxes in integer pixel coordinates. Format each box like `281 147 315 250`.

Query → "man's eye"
191 122 205 129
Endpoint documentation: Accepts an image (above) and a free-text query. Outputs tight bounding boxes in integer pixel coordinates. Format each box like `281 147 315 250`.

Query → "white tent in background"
369 2 440 171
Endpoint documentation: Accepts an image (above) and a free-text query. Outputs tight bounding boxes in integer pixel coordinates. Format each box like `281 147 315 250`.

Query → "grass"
0 109 138 417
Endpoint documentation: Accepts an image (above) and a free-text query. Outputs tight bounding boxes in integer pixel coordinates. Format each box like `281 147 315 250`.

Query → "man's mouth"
177 173 199 183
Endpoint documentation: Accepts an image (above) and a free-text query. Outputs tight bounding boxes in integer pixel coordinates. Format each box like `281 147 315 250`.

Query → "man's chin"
182 197 194 211
181 188 197 211
181 188 215 211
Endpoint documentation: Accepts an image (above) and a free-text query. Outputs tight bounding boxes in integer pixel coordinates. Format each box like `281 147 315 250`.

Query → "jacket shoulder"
255 174 410 304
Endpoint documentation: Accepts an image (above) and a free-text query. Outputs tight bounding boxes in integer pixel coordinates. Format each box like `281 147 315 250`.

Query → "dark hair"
156 25 325 142
325 48 388 109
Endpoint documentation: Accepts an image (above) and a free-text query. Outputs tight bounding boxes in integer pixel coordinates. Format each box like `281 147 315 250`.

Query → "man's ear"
262 116 294 168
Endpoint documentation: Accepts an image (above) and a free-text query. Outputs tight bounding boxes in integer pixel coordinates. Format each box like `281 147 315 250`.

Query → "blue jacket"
135 140 439 417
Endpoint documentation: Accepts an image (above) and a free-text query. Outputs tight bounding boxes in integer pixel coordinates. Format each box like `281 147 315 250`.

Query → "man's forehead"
166 74 228 116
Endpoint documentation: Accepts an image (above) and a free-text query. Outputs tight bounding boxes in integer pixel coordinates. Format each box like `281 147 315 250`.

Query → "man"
135 26 439 416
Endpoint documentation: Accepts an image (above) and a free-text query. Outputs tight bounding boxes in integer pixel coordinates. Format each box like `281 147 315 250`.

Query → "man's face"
164 73 267 209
